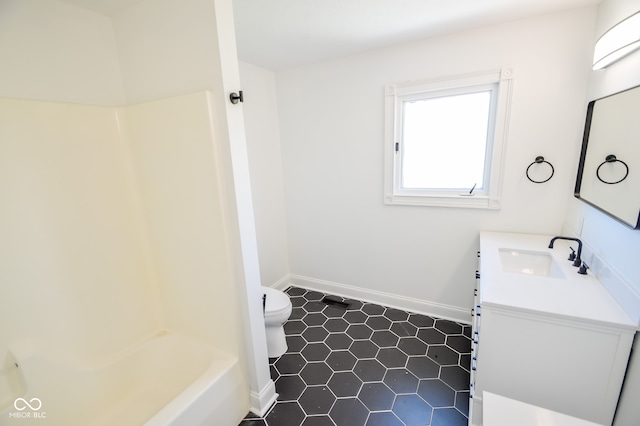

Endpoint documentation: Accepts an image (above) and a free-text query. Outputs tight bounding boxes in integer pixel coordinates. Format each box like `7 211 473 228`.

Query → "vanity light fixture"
593 10 640 70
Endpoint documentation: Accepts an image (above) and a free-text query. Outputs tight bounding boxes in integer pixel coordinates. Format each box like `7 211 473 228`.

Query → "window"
384 68 514 209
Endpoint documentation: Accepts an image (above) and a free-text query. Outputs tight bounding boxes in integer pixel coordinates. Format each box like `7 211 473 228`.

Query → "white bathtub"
0 331 246 426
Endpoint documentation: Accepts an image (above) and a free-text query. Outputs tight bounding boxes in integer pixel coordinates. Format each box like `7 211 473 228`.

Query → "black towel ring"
526 156 554 183
596 154 629 184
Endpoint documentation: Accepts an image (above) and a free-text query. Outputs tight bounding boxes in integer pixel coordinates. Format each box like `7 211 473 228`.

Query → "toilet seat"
263 287 291 318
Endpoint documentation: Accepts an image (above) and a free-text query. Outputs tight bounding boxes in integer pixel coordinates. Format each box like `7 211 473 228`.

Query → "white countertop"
480 232 635 330
483 392 604 426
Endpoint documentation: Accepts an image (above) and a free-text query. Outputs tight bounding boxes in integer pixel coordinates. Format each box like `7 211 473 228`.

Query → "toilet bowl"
262 287 292 358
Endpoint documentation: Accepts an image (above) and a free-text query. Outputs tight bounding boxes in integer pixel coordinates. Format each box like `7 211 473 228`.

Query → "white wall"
239 62 291 287
111 0 222 104
272 7 596 315
0 0 124 105
566 1 640 424
565 0 640 293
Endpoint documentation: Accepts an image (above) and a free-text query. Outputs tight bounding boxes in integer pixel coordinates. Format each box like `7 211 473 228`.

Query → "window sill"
384 194 501 209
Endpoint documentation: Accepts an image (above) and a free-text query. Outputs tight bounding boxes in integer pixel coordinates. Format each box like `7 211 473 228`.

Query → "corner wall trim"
249 379 277 418
270 274 471 324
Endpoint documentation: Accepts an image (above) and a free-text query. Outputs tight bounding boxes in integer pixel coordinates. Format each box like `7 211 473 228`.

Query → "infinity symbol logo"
14 398 42 411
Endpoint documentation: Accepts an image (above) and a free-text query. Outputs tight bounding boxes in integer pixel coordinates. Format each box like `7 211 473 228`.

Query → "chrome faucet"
548 236 582 267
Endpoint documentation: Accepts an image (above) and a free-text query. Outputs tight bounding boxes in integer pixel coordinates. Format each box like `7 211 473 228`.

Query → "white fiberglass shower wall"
0 0 272 423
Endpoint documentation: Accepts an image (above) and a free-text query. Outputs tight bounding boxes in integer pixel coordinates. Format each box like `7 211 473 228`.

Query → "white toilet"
262 286 292 358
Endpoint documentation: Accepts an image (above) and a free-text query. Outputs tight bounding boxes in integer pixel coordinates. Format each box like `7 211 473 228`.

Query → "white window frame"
384 68 514 209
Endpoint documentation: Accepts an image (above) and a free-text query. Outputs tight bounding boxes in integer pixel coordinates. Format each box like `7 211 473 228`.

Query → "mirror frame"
574 85 640 230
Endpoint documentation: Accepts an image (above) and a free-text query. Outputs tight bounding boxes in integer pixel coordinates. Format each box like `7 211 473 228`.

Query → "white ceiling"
60 0 600 71
233 0 600 70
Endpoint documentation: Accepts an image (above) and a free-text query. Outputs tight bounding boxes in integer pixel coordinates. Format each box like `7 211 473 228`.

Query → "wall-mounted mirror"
575 85 640 229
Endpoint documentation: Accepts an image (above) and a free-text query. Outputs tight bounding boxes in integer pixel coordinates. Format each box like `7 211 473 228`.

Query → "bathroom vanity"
470 232 636 426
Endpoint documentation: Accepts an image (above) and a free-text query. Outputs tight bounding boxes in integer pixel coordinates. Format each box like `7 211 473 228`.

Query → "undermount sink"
499 248 566 278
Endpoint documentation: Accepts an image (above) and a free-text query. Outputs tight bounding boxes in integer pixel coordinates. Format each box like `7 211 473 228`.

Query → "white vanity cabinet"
470 232 637 426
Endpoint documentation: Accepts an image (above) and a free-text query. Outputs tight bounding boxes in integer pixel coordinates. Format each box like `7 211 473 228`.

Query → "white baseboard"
269 275 291 292
249 379 277 418
268 274 471 324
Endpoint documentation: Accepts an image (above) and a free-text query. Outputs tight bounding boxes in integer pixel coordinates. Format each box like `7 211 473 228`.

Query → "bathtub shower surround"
0 92 249 425
5 333 243 425
242 287 472 426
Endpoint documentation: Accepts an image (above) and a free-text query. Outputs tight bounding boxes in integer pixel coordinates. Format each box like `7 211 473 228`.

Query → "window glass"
401 90 492 190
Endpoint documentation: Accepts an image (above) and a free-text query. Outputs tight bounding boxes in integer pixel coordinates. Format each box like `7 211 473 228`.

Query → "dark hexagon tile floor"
240 287 471 426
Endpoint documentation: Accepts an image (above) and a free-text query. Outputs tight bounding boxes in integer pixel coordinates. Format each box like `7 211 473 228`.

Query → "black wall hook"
526 156 554 183
229 90 244 104
596 154 629 184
